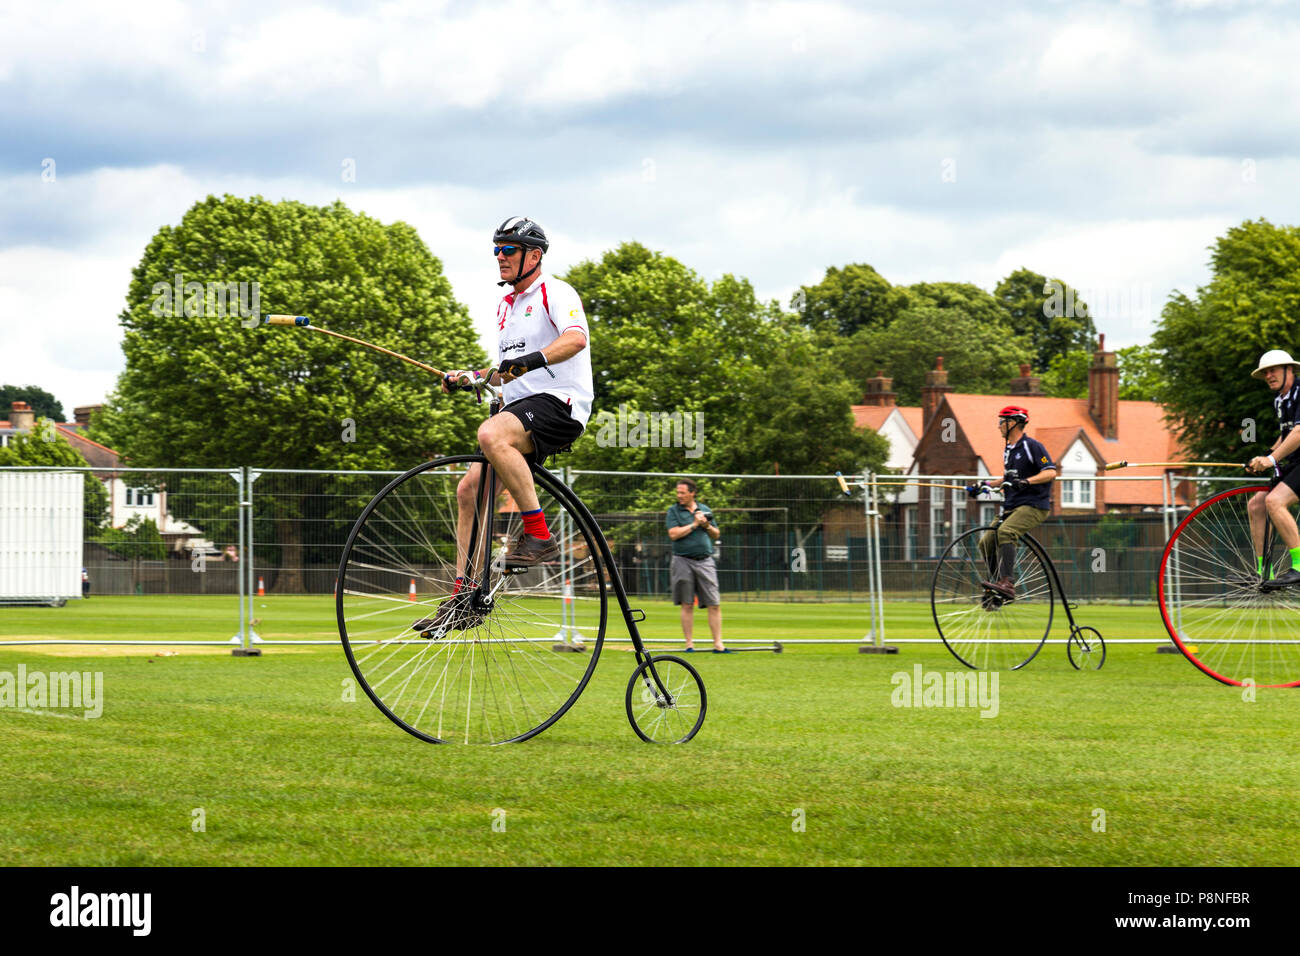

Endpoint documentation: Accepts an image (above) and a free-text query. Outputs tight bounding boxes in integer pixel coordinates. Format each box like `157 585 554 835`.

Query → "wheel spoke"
338 457 608 742
932 526 1054 670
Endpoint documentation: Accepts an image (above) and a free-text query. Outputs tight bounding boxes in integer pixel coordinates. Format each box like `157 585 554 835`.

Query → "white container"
0 471 85 602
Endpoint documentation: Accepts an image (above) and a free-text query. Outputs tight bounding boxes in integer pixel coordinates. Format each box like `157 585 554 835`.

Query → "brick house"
850 339 1190 558
2 400 218 554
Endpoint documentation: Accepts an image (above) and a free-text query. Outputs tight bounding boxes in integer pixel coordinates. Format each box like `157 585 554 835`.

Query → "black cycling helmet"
494 217 548 286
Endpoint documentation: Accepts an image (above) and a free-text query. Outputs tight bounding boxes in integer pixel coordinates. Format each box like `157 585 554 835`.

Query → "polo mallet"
1105 460 1257 471
262 314 498 398
835 472 993 496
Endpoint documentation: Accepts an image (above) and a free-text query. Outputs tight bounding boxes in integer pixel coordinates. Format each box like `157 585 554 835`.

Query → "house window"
903 507 916 561
931 506 947 556
125 487 155 507
980 503 997 527
1061 480 1094 508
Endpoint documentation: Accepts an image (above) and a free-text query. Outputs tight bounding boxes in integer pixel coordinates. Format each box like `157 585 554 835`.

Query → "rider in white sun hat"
1245 349 1300 586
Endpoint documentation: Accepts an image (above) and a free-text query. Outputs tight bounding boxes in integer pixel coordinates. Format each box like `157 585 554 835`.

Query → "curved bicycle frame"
338 376 679 735
935 522 1096 668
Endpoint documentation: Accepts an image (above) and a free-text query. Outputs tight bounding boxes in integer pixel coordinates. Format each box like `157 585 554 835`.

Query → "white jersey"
496 273 594 426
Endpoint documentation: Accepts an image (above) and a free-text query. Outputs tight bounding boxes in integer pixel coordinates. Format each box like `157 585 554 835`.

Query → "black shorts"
500 393 585 465
1270 461 1300 494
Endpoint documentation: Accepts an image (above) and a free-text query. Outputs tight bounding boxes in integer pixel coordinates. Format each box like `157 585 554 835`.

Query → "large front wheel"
337 455 608 743
1158 484 1300 687
931 525 1054 671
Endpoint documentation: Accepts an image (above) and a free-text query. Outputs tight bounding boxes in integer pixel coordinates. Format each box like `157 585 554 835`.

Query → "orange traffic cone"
257 576 265 596
408 578 417 602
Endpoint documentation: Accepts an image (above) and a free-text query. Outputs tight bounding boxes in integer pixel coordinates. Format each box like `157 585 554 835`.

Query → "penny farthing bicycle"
929 492 1105 672
1157 481 1300 687
263 314 706 743
836 473 1104 671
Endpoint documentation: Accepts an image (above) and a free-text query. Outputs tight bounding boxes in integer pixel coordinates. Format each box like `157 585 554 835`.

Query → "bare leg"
477 414 540 514
680 604 694 648
1248 489 1269 561
707 604 723 650
454 462 484 580
1266 484 1300 550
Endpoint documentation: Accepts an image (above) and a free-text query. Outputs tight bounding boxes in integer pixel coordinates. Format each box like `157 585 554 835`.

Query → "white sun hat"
1251 349 1300 379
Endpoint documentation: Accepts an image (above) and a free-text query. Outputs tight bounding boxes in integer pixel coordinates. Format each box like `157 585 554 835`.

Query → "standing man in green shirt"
666 478 729 652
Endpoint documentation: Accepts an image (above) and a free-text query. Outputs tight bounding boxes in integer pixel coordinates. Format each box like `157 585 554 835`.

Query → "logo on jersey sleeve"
1040 456 1048 464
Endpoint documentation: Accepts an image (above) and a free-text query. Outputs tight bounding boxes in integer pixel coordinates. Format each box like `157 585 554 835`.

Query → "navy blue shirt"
1002 436 1056 510
1275 382 1300 468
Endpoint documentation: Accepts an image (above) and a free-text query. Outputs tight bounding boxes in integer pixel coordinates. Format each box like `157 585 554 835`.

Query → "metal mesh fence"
1 466 242 598
568 470 868 601
0 464 1269 649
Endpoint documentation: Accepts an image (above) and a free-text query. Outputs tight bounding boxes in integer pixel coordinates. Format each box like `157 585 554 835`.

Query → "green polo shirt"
667 502 715 558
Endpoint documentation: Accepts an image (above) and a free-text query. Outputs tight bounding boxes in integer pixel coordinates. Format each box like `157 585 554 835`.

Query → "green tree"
98 194 485 590
832 306 1032 405
562 244 885 526
1153 218 1300 463
793 263 909 335
994 268 1096 373
0 385 65 422
1040 351 1090 399
0 418 109 535
99 515 167 562
905 281 1007 327
1117 344 1164 401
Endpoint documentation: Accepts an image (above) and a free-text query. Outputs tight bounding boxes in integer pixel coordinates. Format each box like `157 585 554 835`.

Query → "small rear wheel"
625 655 706 744
1067 625 1105 671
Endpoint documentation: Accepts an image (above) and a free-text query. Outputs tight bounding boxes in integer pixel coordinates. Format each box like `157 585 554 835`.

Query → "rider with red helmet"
966 405 1057 601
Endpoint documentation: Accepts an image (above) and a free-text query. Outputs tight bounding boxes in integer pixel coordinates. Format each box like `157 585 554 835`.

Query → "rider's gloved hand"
966 482 993 499
442 369 482 394
498 351 548 380
1004 478 1030 492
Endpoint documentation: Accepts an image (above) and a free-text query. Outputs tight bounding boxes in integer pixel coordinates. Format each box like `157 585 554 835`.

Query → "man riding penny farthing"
323 217 707 744
416 217 593 638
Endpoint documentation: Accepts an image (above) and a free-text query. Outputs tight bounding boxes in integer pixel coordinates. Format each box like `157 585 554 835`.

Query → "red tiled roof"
851 405 923 438
926 394 1186 507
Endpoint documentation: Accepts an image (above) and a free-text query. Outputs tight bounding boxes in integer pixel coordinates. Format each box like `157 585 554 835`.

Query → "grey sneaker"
504 532 559 569
413 591 484 638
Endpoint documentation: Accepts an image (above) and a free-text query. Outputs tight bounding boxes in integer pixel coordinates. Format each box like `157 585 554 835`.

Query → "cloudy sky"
2 0 1298 417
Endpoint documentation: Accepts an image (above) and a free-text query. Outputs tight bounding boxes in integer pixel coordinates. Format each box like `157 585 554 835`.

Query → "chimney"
74 404 103 428
1088 334 1119 440
1009 363 1043 396
921 356 954 430
861 370 896 407
9 401 35 432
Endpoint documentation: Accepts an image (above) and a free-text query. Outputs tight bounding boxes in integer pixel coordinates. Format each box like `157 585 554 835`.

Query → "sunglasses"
494 245 521 257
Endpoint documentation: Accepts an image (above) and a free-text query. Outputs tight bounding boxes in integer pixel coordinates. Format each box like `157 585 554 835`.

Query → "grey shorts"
671 554 721 607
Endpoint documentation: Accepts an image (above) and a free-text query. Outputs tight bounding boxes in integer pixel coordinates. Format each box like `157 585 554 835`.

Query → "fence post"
860 471 898 654
233 467 262 656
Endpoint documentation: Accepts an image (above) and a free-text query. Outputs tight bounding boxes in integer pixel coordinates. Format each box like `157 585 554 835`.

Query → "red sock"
521 508 550 539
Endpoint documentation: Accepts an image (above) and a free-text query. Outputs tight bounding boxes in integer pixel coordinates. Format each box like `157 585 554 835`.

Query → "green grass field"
2 595 1298 866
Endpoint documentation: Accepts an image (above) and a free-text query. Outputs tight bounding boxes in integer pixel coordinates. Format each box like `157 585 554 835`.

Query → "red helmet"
998 405 1029 424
